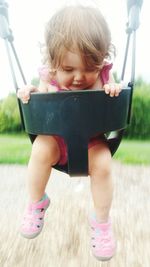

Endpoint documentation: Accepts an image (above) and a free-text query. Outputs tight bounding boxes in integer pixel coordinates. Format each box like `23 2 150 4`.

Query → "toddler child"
18 5 122 261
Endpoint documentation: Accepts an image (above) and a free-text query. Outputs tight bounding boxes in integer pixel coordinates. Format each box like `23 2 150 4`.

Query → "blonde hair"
44 6 115 70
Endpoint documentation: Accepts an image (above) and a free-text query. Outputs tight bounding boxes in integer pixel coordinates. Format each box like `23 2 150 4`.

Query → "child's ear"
49 68 57 79
99 60 105 69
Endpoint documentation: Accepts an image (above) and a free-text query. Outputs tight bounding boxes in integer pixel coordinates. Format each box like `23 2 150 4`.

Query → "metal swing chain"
121 0 143 123
0 0 27 92
0 0 27 129
121 0 143 85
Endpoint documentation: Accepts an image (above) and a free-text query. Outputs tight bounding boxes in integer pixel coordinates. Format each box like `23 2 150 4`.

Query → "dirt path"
0 162 150 267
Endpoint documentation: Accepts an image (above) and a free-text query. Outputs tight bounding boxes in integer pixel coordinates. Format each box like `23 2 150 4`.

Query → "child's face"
55 51 100 90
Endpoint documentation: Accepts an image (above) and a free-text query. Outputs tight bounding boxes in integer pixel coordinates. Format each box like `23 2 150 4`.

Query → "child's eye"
63 68 73 72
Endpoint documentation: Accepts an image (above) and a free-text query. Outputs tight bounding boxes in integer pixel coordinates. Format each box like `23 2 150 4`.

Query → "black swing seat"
20 87 131 177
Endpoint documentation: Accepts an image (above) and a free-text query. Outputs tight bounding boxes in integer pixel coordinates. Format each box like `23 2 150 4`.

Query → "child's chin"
69 86 85 90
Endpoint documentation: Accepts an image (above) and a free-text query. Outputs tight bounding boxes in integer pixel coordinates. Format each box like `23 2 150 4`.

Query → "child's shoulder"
101 61 113 71
100 61 113 85
38 65 51 82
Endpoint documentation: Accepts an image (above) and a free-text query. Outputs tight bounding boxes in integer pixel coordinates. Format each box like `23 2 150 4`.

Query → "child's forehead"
61 50 85 66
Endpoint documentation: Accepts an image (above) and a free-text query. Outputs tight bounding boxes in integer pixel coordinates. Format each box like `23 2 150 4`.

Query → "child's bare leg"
27 135 60 202
88 142 113 222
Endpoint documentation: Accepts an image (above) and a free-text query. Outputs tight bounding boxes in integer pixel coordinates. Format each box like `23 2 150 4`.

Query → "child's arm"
17 79 57 104
38 79 58 93
17 64 58 103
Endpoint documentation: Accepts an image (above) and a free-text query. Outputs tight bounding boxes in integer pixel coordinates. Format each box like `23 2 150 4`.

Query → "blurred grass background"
0 134 149 165
0 134 31 164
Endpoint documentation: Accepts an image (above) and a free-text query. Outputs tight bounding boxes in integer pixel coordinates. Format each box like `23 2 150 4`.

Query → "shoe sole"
94 255 113 261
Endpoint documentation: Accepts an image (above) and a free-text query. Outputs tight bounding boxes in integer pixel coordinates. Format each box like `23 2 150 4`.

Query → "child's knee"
31 135 60 165
89 145 111 177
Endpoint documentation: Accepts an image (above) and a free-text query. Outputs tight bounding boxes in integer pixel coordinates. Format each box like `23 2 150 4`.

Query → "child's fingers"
103 83 122 97
114 84 122 96
19 95 30 104
104 83 116 97
109 84 116 97
22 94 30 103
17 89 29 99
103 84 110 94
17 85 37 104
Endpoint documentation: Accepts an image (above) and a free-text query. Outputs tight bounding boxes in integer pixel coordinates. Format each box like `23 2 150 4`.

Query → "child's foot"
89 216 116 261
20 193 50 239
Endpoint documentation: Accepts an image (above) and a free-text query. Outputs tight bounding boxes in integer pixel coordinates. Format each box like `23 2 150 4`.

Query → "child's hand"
17 85 38 104
103 83 122 97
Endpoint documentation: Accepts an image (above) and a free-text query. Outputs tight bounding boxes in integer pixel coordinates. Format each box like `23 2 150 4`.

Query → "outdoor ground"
0 162 150 267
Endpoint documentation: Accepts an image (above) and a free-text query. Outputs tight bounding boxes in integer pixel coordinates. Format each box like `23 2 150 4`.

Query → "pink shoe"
89 216 116 261
20 193 50 239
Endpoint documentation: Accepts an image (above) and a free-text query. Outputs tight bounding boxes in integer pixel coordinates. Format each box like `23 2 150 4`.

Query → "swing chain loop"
0 0 13 41
126 0 143 33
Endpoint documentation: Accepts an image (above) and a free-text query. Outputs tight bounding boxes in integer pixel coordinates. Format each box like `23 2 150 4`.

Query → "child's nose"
74 72 85 82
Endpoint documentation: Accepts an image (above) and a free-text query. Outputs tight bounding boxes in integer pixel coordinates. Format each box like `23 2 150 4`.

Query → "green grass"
114 139 150 165
0 134 150 165
0 133 31 164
